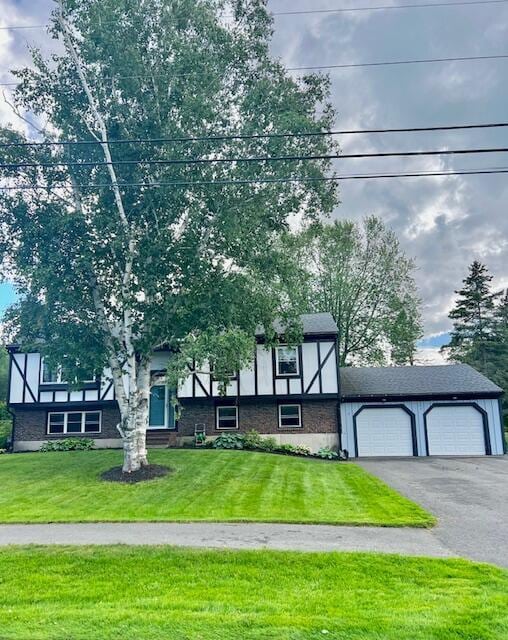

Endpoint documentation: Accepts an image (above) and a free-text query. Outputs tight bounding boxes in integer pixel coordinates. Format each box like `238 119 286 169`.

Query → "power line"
1 121 507 149
1 166 508 190
0 0 506 30
270 0 508 16
286 53 508 72
2 146 508 170
1 53 507 88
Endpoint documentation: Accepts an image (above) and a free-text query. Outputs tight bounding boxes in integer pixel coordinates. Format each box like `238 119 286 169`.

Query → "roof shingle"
340 364 503 398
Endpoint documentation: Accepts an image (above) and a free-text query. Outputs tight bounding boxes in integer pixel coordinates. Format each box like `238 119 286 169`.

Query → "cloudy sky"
1 0 507 362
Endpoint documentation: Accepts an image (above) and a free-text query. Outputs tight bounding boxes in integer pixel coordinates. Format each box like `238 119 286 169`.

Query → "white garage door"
426 405 486 456
356 407 414 457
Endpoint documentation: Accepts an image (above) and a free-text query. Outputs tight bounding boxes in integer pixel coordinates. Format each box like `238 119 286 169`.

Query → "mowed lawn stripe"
0 449 434 525
0 546 506 639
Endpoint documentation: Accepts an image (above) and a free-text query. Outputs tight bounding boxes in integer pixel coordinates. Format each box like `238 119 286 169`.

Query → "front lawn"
0 449 433 526
0 546 506 639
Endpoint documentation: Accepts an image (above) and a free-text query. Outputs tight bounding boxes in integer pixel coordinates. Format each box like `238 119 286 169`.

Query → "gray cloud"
1 0 507 337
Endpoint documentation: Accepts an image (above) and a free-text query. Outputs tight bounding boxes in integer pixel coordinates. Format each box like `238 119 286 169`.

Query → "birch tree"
0 0 338 472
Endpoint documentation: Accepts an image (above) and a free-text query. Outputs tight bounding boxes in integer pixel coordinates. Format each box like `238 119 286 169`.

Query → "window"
47 411 101 435
148 385 176 429
276 346 299 376
41 360 59 384
41 359 95 385
279 404 302 429
216 405 238 430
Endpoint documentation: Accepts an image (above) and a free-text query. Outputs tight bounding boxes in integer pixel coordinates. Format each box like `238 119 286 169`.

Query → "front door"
148 385 175 429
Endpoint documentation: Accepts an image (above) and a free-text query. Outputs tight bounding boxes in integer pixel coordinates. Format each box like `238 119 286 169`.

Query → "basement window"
216 406 238 430
47 411 101 435
278 404 302 429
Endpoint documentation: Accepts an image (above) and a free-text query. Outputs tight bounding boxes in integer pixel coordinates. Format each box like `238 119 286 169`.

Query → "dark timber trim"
341 392 503 403
10 353 37 404
499 397 507 454
352 404 418 458
423 402 492 456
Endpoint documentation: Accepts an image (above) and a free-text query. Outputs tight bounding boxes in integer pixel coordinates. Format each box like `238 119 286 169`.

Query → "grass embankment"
0 449 434 526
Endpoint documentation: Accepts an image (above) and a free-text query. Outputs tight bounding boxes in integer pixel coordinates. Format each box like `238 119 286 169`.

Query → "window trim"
47 410 102 435
275 345 300 378
216 405 239 431
278 403 302 429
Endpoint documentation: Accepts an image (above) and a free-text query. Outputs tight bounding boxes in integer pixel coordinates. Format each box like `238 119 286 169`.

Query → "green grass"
0 449 434 526
0 546 506 639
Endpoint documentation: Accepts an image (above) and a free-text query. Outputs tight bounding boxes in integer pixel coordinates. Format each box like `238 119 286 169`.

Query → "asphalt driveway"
358 456 508 567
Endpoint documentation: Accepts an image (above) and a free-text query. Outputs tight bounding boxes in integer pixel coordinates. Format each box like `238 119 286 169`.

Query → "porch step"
146 430 176 448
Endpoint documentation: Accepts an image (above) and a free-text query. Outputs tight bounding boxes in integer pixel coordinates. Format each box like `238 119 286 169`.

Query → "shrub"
40 438 95 452
256 436 277 452
316 447 339 460
0 419 11 449
242 429 264 450
213 433 244 450
293 445 311 456
274 443 297 454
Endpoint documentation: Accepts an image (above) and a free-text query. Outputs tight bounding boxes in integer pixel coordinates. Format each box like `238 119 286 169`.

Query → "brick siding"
13 405 121 442
12 399 338 444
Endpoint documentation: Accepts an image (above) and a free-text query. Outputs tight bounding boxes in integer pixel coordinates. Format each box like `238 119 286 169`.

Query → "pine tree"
442 261 499 367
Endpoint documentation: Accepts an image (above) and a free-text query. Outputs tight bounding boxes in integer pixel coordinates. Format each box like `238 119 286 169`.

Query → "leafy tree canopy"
0 0 339 470
292 216 423 367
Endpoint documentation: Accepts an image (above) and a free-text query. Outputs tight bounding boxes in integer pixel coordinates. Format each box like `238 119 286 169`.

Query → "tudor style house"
7 313 341 453
6 312 506 457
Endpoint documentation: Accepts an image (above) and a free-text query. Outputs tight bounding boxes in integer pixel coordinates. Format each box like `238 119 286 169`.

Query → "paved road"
358 456 508 567
0 458 505 565
0 521 452 557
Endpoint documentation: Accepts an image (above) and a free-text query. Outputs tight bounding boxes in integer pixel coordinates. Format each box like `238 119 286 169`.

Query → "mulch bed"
100 464 171 484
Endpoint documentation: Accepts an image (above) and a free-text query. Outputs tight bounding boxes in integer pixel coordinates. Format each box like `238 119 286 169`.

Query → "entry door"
426 405 487 456
148 385 175 429
355 407 415 457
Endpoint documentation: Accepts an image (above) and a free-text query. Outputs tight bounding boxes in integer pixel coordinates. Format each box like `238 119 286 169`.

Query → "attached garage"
425 404 490 456
354 406 416 457
340 364 505 458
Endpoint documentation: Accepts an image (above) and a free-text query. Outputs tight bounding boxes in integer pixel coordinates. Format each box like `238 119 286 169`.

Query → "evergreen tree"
442 261 499 367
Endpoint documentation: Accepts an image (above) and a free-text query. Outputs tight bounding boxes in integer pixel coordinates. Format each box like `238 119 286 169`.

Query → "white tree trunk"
113 361 151 473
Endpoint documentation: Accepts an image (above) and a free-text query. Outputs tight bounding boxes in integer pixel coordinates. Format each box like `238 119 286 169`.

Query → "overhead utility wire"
1 53 508 87
1 167 508 190
1 122 507 148
2 146 508 170
0 0 507 30
269 0 508 16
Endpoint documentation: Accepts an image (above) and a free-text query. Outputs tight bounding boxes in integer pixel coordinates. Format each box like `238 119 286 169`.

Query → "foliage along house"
6 312 506 457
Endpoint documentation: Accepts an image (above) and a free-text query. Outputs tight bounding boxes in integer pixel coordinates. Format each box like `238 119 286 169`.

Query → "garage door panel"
356 407 414 457
426 406 486 456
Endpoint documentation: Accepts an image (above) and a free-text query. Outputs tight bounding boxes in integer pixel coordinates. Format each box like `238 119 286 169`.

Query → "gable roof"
340 364 503 399
256 312 338 338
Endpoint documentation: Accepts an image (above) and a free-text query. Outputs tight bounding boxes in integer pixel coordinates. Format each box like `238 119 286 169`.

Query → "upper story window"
41 360 60 384
276 346 299 377
40 358 95 385
149 385 176 429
